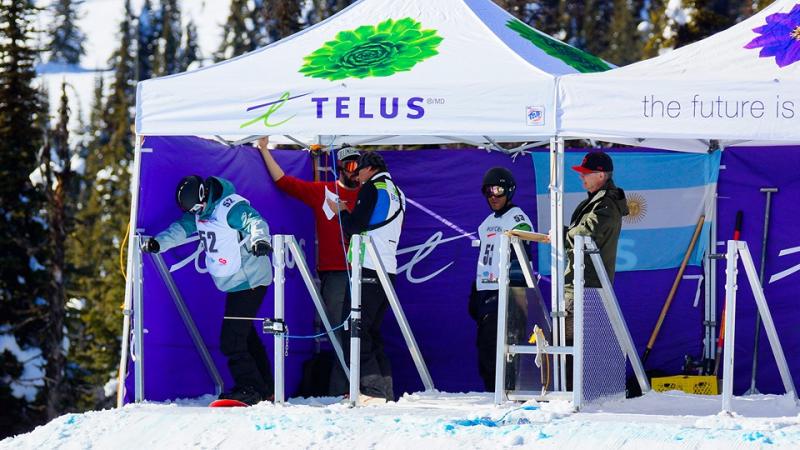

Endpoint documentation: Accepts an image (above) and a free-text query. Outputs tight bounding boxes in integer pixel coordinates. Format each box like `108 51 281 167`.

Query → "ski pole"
642 215 705 364
714 210 743 376
744 188 777 395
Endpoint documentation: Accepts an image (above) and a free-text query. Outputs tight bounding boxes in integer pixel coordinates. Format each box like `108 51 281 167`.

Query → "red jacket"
275 175 360 272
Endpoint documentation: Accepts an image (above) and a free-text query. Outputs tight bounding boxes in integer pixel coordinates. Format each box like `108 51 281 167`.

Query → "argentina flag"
532 150 721 274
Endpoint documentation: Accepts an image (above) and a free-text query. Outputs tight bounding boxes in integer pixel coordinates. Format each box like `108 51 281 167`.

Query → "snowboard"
209 399 249 408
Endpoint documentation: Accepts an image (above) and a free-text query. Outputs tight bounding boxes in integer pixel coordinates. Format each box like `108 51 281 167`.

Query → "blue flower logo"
744 3 800 68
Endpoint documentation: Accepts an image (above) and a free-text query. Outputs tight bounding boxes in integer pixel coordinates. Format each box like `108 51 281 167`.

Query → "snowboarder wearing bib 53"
142 175 274 405
470 167 532 391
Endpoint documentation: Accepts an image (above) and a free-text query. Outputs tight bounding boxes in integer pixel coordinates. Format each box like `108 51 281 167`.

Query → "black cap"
355 152 387 173
572 151 613 174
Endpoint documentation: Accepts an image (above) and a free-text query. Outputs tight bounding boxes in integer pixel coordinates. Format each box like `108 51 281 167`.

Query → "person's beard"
340 172 359 188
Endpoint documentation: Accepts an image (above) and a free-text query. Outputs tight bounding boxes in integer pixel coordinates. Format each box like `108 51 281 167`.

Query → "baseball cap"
337 146 360 161
571 151 613 174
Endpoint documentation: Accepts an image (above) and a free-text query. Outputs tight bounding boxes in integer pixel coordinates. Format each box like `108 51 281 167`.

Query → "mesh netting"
581 287 626 405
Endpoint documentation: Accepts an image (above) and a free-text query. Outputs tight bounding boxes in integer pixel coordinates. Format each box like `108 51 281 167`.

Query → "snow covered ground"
3 391 800 449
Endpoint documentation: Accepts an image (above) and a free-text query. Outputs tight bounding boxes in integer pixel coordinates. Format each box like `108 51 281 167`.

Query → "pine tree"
153 0 182 76
602 0 644 66
178 18 201 72
68 0 136 410
521 0 563 37
136 0 159 80
673 0 736 49
215 0 264 61
0 0 49 438
263 0 301 42
40 82 80 419
642 0 671 57
47 0 86 64
306 0 354 24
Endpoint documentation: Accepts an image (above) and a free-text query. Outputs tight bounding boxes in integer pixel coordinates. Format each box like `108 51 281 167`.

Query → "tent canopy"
558 0 800 152
135 0 610 145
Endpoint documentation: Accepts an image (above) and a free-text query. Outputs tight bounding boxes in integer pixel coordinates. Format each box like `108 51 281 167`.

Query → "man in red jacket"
258 137 360 396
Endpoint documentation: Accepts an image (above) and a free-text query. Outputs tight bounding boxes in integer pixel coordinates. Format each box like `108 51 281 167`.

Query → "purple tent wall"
715 146 800 394
125 140 800 402
126 136 315 402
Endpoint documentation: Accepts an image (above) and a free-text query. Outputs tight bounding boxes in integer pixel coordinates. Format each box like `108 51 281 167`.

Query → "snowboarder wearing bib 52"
142 175 274 405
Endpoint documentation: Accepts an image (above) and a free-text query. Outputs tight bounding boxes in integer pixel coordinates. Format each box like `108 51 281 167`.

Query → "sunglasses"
339 160 359 173
483 185 506 198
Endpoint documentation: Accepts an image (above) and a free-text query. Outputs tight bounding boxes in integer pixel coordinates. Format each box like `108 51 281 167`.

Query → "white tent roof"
558 0 800 152
135 0 611 145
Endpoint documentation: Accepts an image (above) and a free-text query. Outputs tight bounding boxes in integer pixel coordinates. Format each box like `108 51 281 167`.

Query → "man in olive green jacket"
564 151 629 343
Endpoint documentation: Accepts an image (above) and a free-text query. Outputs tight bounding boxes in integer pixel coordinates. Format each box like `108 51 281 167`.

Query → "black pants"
319 270 350 396
220 285 273 397
342 269 393 400
470 288 527 392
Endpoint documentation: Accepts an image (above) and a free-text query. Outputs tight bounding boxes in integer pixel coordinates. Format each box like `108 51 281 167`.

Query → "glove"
142 238 160 253
252 240 272 256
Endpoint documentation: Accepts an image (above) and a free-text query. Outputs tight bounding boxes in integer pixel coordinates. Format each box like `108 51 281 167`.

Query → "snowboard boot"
219 385 262 405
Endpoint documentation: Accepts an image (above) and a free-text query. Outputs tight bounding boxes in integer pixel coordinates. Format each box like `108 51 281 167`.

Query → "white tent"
135 0 611 146
127 0 613 406
558 0 800 152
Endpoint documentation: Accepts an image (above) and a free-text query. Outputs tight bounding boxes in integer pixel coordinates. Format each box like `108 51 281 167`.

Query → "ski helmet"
176 175 206 213
481 167 516 201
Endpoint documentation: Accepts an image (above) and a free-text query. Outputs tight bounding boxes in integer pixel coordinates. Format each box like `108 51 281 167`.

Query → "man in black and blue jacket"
327 152 404 404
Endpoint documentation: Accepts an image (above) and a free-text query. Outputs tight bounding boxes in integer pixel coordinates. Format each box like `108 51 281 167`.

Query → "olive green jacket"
564 179 629 288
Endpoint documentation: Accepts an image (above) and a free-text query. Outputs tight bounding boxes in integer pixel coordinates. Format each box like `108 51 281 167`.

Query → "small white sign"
322 186 340 220
526 106 545 126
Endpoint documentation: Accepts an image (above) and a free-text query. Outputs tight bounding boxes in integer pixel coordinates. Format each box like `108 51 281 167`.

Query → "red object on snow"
209 399 249 408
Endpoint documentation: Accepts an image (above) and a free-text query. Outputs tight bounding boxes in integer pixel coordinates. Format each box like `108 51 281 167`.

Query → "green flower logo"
506 19 611 73
299 17 444 81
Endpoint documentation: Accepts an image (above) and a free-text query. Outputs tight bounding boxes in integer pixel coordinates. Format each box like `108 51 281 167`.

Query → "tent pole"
549 137 566 390
704 177 719 365
117 134 144 406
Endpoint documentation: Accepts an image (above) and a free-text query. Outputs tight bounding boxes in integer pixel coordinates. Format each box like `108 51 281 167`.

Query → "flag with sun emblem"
532 151 721 274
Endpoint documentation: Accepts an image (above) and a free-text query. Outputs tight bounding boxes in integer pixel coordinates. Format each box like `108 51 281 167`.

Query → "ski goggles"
188 203 204 214
189 183 206 213
482 185 507 198
339 160 359 173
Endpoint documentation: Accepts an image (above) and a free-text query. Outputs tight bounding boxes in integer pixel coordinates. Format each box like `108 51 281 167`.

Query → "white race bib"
195 194 247 278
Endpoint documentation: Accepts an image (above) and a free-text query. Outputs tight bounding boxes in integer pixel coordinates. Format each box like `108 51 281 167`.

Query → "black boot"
219 385 262 405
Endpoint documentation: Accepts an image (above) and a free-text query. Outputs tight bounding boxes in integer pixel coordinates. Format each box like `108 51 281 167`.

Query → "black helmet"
355 151 387 173
176 175 206 213
482 167 516 201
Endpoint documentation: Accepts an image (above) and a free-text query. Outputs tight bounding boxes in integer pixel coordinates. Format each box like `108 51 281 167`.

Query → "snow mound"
3 391 800 449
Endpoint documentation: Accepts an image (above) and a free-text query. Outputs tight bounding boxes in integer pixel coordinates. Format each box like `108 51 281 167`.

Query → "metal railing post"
510 237 536 288
737 241 797 401
722 240 738 413
272 234 286 404
585 239 649 394
151 252 224 396
285 236 349 378
364 239 433 390
572 236 585 410
348 234 363 407
493 233 512 404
